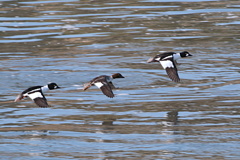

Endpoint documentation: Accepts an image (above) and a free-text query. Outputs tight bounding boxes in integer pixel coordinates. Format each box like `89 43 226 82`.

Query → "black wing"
165 67 180 83
100 82 114 98
108 82 116 89
34 97 50 108
96 76 114 98
88 75 115 98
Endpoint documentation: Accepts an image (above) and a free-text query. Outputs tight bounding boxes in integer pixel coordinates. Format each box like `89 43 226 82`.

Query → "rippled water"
1 0 240 159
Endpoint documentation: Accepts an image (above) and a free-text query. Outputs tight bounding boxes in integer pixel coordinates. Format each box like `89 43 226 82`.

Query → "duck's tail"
83 82 92 91
14 94 24 102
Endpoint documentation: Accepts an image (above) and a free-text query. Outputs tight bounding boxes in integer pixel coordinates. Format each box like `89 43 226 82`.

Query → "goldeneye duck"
14 82 60 108
83 73 125 98
147 51 192 82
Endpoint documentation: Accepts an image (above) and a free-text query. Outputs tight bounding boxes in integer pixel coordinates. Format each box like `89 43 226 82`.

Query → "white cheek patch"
28 92 43 100
160 60 174 69
94 82 104 88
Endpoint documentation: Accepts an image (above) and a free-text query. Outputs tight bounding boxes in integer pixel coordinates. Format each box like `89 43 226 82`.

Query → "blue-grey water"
0 0 240 159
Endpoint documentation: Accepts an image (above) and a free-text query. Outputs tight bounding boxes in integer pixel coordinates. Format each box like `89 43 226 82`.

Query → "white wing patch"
94 82 104 88
28 92 44 100
160 60 174 69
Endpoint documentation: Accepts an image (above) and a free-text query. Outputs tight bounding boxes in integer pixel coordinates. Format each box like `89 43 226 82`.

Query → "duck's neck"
41 85 49 93
107 76 113 82
173 53 181 60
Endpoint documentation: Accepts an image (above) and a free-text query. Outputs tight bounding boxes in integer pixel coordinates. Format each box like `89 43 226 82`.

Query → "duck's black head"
180 51 192 57
48 82 60 90
112 73 125 79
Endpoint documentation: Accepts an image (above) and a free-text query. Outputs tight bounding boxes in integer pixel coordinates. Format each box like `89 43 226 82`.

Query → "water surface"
0 0 240 159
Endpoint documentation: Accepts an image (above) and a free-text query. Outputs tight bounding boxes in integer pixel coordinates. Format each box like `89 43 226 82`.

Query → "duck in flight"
83 73 125 98
147 51 192 82
14 82 60 108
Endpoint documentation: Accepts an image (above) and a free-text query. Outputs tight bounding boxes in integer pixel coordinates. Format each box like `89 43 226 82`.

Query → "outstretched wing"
34 97 50 108
28 90 50 108
98 82 114 98
165 67 180 83
94 76 114 98
108 82 116 89
160 57 180 83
